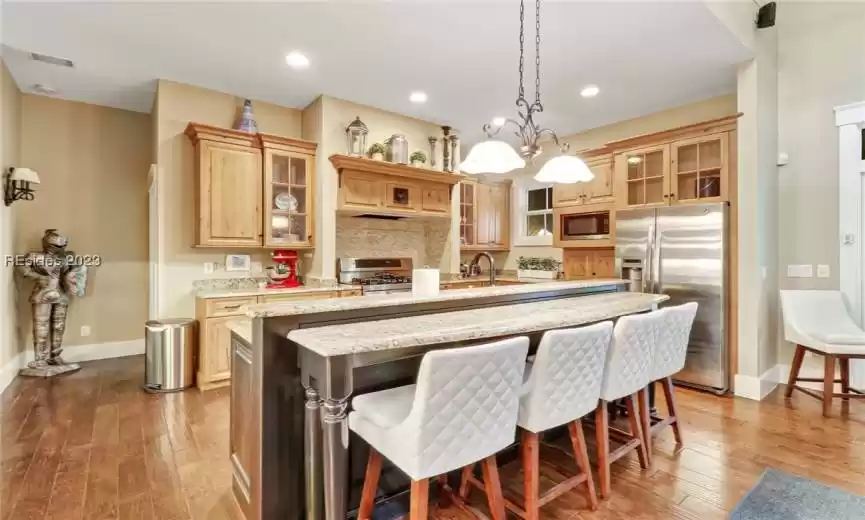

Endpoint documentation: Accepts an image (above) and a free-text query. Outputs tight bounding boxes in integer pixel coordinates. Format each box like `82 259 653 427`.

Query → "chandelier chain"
518 0 525 103
534 0 541 110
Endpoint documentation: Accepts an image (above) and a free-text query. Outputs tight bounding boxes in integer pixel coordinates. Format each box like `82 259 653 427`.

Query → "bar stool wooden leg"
568 420 598 511
594 400 611 499
840 358 851 398
358 450 383 520
625 394 649 470
480 456 506 520
458 464 474 500
521 430 541 520
661 377 683 447
637 387 652 467
786 344 806 398
823 355 836 417
410 479 430 520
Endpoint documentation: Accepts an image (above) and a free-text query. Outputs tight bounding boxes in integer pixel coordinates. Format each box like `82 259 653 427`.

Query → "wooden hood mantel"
330 154 464 218
329 154 464 184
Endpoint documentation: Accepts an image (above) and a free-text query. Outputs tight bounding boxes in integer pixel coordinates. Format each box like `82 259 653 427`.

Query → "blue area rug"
730 468 865 519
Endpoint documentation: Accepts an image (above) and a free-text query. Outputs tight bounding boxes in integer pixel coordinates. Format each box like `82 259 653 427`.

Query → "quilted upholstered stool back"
519 322 613 433
400 336 529 480
651 302 698 381
600 310 665 401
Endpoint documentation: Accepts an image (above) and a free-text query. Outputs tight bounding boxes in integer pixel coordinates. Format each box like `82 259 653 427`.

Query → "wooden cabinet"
670 133 728 205
563 248 615 280
200 316 235 387
461 180 510 251
552 155 614 208
340 172 384 211
261 134 317 249
186 124 317 249
615 145 671 210
230 333 254 516
187 125 263 247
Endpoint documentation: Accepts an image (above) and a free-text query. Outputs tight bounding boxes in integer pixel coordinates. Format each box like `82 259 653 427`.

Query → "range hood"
330 154 464 219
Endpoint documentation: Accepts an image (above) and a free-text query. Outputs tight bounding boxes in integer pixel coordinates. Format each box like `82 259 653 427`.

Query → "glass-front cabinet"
670 133 728 204
459 181 477 247
260 134 317 248
617 145 670 209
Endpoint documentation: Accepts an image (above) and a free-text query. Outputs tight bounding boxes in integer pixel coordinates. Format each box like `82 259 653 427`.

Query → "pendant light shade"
461 140 527 174
534 155 594 184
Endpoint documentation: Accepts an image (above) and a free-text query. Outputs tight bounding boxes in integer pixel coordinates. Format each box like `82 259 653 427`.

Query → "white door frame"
836 101 865 387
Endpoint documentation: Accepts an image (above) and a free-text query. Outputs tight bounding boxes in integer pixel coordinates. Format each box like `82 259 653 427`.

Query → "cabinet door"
563 249 591 279
475 184 492 246
421 184 450 215
670 132 728 205
552 182 583 207
202 317 233 384
591 249 615 278
340 173 383 210
264 150 313 248
199 142 262 247
585 158 614 203
230 336 254 513
459 182 478 247
615 145 670 210
489 183 510 247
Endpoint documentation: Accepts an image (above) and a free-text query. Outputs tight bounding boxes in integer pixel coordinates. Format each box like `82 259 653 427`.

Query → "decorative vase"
371 152 384 161
235 99 258 133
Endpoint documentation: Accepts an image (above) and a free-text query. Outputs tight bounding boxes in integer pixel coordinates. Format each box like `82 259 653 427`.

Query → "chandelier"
461 0 593 184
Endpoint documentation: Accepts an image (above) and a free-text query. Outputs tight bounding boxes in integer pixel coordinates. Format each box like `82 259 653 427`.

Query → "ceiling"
1 1 751 144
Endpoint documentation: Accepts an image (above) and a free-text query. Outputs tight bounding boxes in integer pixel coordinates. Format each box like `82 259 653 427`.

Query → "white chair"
350 336 529 520
460 323 614 517
595 310 664 499
780 290 865 416
646 302 698 454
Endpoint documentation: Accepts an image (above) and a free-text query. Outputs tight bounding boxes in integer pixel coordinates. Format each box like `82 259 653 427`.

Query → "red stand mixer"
266 250 300 288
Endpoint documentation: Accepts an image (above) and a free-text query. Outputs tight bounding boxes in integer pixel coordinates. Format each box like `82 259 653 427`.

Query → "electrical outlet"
787 264 813 278
80 325 91 337
204 262 214 274
817 264 830 278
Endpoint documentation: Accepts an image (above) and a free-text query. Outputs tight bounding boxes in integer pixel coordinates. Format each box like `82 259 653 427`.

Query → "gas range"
337 257 413 295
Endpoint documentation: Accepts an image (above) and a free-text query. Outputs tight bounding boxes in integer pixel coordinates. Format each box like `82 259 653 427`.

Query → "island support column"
304 386 323 520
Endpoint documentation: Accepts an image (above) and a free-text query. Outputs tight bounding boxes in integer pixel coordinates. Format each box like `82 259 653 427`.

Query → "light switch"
817 265 830 278
787 264 813 278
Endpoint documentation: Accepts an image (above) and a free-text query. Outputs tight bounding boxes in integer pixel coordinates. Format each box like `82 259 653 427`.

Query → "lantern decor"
234 99 258 133
345 116 369 157
427 136 438 170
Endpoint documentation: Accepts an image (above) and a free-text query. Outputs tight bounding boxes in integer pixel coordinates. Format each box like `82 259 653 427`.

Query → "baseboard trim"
734 364 782 401
0 339 145 395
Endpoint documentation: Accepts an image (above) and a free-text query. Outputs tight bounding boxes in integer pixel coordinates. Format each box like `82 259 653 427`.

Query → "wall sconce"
4 167 41 206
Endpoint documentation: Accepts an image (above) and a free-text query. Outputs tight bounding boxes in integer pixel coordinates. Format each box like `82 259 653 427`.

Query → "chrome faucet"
469 252 496 286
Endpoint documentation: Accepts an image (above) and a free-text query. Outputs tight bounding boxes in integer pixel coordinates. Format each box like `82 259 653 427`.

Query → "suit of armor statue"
17 229 87 377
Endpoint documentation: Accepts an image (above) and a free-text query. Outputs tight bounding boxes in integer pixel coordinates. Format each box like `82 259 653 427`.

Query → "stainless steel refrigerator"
615 202 729 393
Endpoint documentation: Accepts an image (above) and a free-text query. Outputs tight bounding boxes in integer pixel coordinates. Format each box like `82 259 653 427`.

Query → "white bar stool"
350 336 529 520
461 322 613 518
645 302 698 455
595 310 664 499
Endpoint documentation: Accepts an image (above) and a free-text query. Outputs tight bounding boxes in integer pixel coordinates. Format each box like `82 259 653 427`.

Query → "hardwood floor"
1 355 863 520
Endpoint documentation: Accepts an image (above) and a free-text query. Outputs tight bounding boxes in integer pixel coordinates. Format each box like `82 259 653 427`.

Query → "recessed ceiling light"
31 84 57 95
409 91 428 104
580 84 600 98
491 117 506 127
285 51 310 69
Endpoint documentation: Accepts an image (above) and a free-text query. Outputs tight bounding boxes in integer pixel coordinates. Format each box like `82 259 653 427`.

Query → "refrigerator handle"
654 230 663 294
644 223 654 293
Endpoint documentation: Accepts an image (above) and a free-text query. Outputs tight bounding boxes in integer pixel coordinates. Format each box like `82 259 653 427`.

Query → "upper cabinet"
552 154 614 208
670 133 728 205
615 145 671 209
260 134 317 248
186 124 317 248
187 124 263 247
461 179 510 251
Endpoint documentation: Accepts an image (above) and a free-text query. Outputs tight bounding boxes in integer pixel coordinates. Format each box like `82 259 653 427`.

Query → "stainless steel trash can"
144 318 197 392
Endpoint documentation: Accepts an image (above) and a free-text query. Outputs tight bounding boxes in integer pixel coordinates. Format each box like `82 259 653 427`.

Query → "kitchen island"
229 279 666 520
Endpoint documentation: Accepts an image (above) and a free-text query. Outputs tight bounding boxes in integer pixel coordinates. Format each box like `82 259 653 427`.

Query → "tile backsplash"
336 216 450 269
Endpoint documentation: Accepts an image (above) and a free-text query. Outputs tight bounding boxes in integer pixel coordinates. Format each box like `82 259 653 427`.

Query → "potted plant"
516 256 561 280
410 150 427 167
368 143 386 161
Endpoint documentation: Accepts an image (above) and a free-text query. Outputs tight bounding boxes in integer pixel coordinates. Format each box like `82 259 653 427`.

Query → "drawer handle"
222 304 242 310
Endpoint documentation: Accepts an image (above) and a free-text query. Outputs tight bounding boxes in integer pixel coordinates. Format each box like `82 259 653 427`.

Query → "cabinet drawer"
206 297 257 317
257 291 336 304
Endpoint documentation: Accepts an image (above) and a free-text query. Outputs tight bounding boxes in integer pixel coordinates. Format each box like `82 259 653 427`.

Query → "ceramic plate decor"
274 192 298 211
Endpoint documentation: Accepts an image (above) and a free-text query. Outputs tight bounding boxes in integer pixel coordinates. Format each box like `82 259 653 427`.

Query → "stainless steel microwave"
560 210 610 241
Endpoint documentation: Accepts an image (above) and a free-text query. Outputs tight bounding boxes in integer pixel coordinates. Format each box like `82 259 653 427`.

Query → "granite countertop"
440 274 554 285
196 284 359 299
245 279 627 318
287 292 668 357
227 319 252 343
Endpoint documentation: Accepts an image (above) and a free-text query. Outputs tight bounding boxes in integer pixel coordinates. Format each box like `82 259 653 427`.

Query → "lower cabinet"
230 334 255 516
563 248 615 280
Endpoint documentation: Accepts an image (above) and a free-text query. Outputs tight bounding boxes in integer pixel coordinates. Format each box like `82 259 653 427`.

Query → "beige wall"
464 94 738 271
776 3 865 369
153 80 303 317
15 95 151 348
1 59 22 366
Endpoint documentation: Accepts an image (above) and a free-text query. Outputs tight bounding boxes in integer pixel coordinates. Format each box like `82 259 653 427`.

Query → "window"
513 184 554 246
